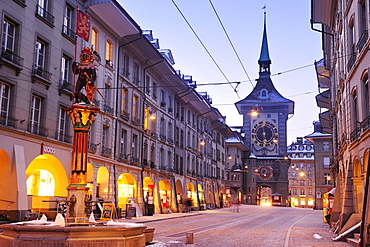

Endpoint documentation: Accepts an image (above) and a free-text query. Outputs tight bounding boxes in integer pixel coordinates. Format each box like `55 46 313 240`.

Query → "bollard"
186 232 194 244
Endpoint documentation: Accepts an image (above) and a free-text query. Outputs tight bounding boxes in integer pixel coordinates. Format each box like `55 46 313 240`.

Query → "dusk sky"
118 0 323 143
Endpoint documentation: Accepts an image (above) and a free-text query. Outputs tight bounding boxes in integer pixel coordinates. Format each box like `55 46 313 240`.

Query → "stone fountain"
0 48 154 247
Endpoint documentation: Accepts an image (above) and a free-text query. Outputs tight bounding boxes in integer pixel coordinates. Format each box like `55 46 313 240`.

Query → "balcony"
121 68 130 78
360 116 370 132
62 25 76 43
350 128 360 141
58 79 73 96
13 0 26 7
103 104 114 115
150 161 156 169
92 98 100 107
102 146 112 157
120 110 130 121
0 115 18 128
0 50 24 76
160 134 166 141
28 122 48 137
88 142 99 153
36 5 55 27
55 131 72 143
357 30 368 53
150 132 157 140
93 51 101 62
32 66 52 89
131 117 140 126
106 60 113 69
118 154 130 162
131 157 139 165
347 46 356 72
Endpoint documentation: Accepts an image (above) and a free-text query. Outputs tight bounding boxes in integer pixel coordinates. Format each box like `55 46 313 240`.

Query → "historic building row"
0 0 233 221
311 0 370 244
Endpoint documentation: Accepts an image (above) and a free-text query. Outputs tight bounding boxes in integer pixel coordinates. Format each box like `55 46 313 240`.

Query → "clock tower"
235 12 294 204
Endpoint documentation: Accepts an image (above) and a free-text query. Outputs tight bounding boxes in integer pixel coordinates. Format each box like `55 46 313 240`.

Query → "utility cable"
209 0 254 89
171 0 240 98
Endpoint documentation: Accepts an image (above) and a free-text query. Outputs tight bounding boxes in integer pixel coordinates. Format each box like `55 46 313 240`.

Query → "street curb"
131 213 203 223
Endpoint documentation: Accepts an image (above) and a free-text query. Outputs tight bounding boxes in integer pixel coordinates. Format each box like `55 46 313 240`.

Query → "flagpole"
72 5 79 104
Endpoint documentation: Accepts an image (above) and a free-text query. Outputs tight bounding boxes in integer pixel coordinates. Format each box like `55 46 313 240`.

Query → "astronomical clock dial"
257 165 273 180
251 120 278 148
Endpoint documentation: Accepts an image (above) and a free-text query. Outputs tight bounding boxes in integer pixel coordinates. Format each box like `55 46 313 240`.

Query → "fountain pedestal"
0 224 147 246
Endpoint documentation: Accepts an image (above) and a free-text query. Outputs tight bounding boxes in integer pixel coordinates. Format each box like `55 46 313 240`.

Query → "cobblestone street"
123 205 351 247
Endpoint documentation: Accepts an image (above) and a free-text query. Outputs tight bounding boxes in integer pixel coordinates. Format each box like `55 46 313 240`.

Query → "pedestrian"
186 198 192 213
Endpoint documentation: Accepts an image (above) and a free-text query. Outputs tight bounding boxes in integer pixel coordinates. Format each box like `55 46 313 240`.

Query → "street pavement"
118 205 351 247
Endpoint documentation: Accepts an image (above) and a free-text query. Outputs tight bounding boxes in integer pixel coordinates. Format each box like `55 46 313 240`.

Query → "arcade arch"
25 154 69 211
186 182 197 208
96 166 109 200
0 150 16 211
117 173 136 208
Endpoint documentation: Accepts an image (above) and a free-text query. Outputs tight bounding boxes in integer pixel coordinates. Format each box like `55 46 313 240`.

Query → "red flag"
77 11 90 42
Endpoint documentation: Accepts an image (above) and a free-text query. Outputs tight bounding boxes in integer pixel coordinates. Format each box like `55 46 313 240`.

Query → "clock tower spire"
258 11 271 78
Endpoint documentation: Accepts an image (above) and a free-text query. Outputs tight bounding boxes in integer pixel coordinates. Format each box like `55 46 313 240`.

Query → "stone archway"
0 150 17 211
353 158 363 214
117 173 136 209
186 182 197 208
26 154 69 216
159 179 171 213
96 167 109 201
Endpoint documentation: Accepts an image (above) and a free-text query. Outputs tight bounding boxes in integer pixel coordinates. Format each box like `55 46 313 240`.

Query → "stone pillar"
65 104 99 222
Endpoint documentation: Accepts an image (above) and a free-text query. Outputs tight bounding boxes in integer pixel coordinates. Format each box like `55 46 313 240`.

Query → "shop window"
26 170 55 196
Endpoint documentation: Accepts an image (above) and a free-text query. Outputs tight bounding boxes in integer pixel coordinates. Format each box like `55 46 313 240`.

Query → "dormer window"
259 89 268 99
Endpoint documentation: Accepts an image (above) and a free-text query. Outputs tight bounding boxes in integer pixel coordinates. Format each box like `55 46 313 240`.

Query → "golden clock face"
251 120 278 147
257 165 273 180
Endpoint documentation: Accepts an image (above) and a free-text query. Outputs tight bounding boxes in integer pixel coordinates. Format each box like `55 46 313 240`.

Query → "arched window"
361 72 369 119
105 39 113 63
351 87 359 131
91 27 99 51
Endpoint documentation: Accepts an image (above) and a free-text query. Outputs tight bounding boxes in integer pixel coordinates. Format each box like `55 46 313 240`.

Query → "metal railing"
36 4 55 26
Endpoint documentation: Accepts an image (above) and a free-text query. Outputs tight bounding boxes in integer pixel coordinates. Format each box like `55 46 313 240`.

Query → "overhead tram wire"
208 0 254 89
171 0 240 99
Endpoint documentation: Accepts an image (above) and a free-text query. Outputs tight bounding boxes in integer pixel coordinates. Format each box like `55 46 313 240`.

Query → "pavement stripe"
284 211 313 247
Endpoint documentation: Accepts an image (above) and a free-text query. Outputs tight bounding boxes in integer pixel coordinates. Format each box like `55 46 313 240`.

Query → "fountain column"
65 103 99 224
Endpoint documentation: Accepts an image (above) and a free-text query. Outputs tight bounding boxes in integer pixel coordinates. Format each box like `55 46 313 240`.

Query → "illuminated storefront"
117 173 136 209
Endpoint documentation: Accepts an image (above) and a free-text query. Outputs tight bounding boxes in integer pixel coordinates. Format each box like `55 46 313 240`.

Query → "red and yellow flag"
77 11 90 42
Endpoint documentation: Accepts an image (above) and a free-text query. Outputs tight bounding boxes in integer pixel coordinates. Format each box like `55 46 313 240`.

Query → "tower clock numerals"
251 120 278 147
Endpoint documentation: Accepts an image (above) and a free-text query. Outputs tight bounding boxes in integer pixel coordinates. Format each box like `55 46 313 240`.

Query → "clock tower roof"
235 11 294 115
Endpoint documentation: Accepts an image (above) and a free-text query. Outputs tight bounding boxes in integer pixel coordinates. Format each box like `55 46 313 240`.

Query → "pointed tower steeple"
258 12 271 78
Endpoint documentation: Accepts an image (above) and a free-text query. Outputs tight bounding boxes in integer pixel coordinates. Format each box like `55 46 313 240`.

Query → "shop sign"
41 143 56 154
316 191 322 199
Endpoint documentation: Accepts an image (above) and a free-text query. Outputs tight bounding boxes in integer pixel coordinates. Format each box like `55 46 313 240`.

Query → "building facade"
287 137 315 208
0 0 231 221
225 129 257 206
311 0 370 243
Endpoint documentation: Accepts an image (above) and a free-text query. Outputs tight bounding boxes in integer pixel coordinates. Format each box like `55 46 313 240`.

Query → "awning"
319 110 332 134
316 89 330 109
315 59 331 89
311 0 336 27
328 187 336 195
88 0 140 38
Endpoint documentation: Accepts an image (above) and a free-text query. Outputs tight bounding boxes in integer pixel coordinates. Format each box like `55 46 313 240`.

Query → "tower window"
259 89 268 99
